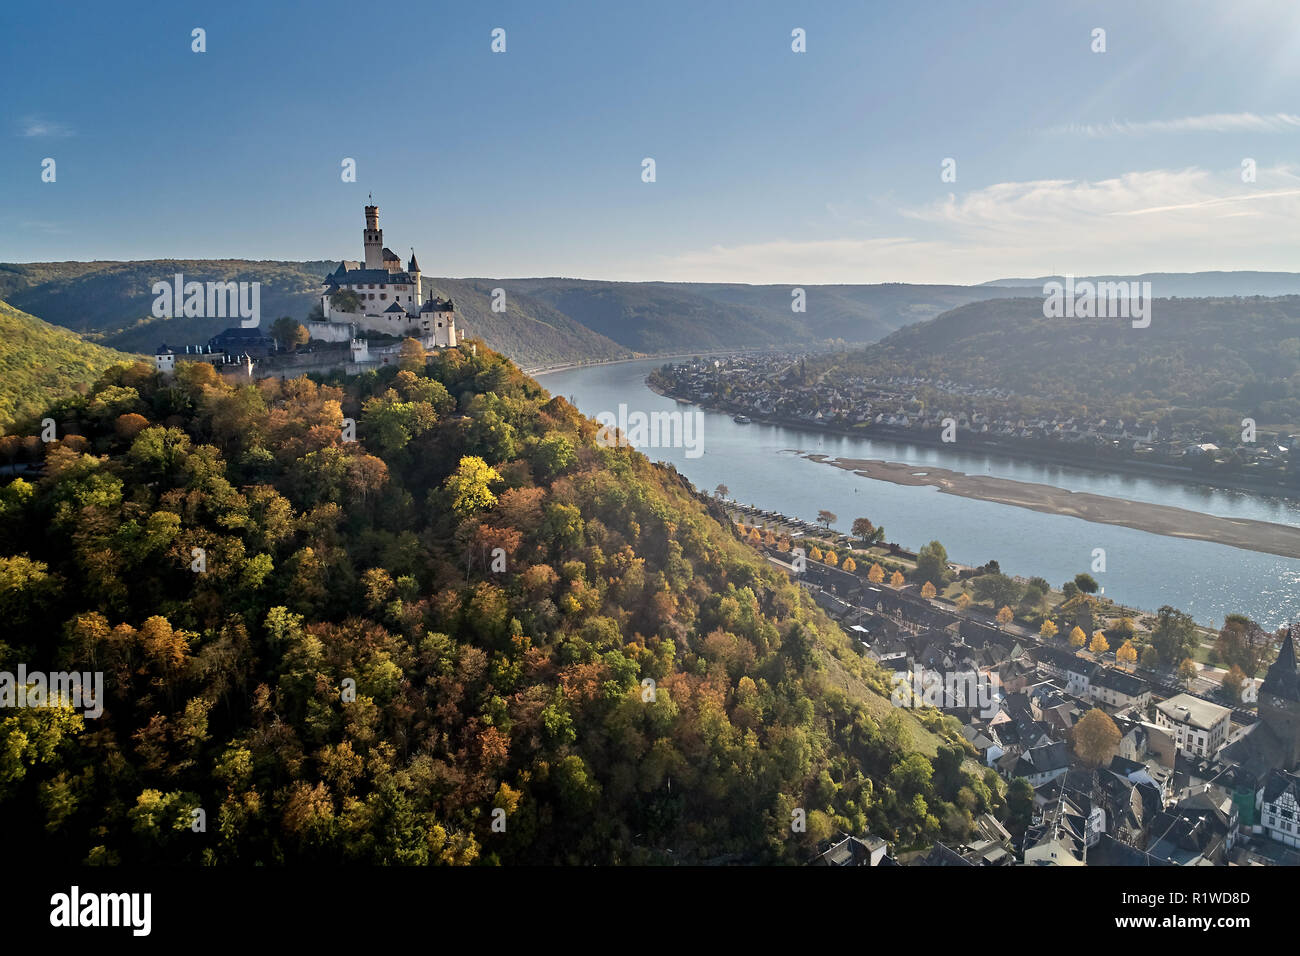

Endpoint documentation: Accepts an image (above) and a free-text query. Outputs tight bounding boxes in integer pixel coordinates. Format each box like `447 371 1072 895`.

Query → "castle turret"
363 204 383 269
408 249 422 301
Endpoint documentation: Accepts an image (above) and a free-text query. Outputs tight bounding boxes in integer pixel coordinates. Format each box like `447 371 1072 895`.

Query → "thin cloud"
19 117 74 138
1050 112 1300 137
655 166 1300 283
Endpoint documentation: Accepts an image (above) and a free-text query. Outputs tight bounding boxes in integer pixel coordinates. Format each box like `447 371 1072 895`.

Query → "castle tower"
1260 627 1300 770
408 249 422 301
363 204 383 269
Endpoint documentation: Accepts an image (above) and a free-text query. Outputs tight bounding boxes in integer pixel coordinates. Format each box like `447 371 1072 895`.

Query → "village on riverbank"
650 353 1300 498
719 496 1300 866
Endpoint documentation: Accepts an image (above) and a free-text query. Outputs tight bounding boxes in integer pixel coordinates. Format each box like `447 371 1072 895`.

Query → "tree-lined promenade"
725 498 1281 705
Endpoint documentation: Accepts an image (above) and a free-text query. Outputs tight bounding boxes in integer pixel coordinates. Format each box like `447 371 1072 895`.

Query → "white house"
1154 694 1231 758
1261 769 1300 849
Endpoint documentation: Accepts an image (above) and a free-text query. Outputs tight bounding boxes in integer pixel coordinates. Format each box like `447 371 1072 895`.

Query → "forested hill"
818 295 1300 429
0 262 631 370
1 260 1015 366
0 297 141 427
0 343 996 864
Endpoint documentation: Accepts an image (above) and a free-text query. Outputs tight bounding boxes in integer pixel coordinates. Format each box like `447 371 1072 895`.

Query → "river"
535 359 1300 630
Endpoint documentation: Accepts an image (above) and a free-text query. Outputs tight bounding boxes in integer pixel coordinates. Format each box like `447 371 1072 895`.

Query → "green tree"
1151 605 1198 665
913 540 949 587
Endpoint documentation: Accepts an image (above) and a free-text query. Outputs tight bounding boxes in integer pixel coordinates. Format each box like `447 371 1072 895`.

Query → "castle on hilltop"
153 203 461 381
313 203 460 349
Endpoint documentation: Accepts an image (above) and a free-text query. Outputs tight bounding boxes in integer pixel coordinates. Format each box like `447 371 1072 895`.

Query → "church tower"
1260 627 1300 770
363 204 383 269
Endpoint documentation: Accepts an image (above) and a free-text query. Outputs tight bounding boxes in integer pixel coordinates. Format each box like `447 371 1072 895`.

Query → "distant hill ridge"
981 272 1300 298
0 260 1022 366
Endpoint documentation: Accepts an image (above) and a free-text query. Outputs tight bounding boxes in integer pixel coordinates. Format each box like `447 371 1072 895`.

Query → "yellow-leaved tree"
890 570 905 587
1069 626 1087 648
1089 631 1109 654
842 556 856 572
824 551 838 566
996 606 1014 625
868 563 884 583
956 592 972 609
920 581 937 599
1073 708 1121 767
1116 639 1138 666
1040 619 1058 640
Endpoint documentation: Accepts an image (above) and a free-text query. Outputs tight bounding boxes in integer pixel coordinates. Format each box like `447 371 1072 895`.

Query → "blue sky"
5 0 1300 282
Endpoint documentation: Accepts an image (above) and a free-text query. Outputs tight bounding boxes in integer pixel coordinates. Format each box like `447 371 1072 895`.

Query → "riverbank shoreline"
650 381 1299 502
527 347 795 378
805 453 1300 561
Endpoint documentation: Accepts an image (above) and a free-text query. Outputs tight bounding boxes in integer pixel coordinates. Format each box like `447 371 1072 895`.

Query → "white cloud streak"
653 166 1300 284
1051 112 1300 137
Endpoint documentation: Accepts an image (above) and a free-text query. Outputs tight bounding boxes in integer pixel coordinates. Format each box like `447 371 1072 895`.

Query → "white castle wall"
306 320 354 343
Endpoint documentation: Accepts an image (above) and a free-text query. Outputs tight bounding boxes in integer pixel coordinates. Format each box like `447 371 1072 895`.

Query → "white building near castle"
315 204 460 348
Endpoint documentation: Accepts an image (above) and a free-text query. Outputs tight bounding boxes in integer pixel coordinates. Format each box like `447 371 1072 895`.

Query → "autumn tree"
1069 626 1087 648
841 557 856 572
1089 631 1109 654
817 510 837 530
851 517 885 546
889 570 904 587
868 563 884 583
1215 614 1274 677
996 605 1013 626
955 592 972 610
270 316 310 350
1177 658 1199 688
714 484 728 498
444 456 501 517
1223 665 1247 703
1072 708 1121 767
1039 619 1058 640
920 581 937 600
1116 640 1138 666
398 337 427 373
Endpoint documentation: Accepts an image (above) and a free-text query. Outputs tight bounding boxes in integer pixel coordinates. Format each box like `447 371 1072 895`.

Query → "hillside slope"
2 261 1020 367
0 262 631 368
0 298 140 429
0 344 992 865
819 295 1300 428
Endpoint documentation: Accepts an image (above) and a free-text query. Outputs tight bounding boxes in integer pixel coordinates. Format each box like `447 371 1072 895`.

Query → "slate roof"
1219 720 1289 782
1263 767 1300 803
1262 629 1300 702
325 267 417 286
1091 668 1149 697
420 296 454 313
